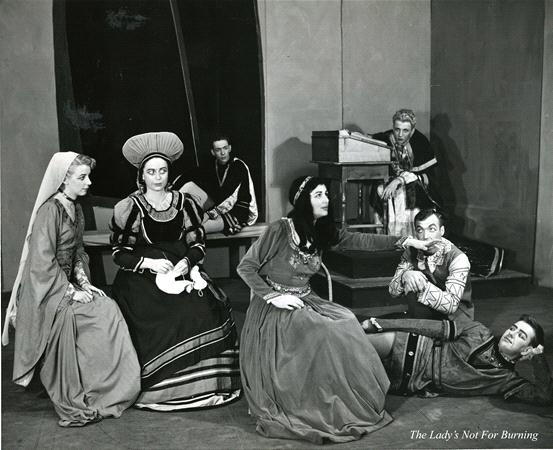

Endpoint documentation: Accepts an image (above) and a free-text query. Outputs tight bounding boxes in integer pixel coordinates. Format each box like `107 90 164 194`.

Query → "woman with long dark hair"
237 176 428 444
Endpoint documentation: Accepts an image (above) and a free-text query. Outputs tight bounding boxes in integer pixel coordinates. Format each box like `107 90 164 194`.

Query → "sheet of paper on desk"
342 130 389 147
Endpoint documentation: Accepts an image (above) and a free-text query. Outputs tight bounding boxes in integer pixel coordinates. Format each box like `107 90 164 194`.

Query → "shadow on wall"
271 137 316 214
430 113 470 235
343 123 365 134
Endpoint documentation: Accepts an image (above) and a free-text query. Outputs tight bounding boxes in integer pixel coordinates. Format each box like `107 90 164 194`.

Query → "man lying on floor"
361 314 552 405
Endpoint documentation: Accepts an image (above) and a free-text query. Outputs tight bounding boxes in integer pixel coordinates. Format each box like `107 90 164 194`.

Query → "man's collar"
216 158 233 167
493 339 516 367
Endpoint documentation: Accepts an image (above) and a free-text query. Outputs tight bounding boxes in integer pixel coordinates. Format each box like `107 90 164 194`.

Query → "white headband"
293 176 313 205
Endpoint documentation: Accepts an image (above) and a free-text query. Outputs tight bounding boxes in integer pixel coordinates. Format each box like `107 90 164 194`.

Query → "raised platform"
311 269 532 310
325 235 506 280
323 249 401 278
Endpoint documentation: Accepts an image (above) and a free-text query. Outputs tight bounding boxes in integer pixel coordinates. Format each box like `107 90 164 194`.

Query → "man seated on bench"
173 133 258 235
389 208 473 319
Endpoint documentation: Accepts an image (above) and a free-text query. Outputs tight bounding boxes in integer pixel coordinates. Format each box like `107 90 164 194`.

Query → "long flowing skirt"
112 269 241 411
40 295 141 427
240 294 392 444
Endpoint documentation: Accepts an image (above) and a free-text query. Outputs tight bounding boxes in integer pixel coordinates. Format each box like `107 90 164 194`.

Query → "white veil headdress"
2 151 79 345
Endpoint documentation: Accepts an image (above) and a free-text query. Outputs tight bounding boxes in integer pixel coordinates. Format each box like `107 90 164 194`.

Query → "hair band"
293 176 313 205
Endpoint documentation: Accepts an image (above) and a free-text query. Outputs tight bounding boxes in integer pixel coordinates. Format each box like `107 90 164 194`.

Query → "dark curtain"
55 0 263 218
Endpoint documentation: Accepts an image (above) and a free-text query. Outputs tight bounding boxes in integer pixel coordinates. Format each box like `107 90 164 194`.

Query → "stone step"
323 249 400 278
325 236 505 280
311 269 532 309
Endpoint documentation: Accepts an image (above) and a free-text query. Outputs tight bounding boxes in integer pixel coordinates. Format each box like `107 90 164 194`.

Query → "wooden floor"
2 282 552 449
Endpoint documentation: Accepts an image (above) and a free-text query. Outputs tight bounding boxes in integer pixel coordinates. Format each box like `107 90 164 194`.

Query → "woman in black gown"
110 132 241 411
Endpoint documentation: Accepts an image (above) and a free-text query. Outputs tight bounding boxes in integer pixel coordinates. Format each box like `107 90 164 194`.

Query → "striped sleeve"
417 253 470 314
181 194 207 266
389 251 415 297
110 197 144 271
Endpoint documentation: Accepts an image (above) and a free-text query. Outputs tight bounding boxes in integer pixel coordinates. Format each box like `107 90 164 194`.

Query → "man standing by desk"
371 109 440 236
174 134 258 235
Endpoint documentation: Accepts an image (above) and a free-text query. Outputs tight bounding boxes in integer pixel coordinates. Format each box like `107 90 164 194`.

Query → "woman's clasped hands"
143 258 174 274
173 258 190 276
143 258 190 276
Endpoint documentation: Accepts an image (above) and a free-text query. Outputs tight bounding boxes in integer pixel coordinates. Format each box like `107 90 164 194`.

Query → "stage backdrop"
431 0 545 273
259 0 431 220
2 0 551 288
1 0 60 291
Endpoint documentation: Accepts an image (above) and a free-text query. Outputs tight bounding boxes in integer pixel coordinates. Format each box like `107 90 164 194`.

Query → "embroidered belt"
266 277 311 298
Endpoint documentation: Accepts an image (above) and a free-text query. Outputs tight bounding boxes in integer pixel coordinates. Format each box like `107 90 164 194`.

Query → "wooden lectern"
311 130 392 231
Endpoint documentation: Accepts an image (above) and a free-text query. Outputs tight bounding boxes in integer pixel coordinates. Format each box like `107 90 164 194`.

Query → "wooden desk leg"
382 177 389 234
340 179 347 230
358 182 363 222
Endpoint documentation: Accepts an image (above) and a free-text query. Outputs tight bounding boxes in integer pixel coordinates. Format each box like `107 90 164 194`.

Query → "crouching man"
391 208 473 319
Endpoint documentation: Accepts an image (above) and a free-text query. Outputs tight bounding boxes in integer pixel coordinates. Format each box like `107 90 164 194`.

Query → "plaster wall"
3 1 546 286
534 0 553 287
258 0 343 220
1 0 60 290
431 0 544 272
342 0 431 135
259 0 431 222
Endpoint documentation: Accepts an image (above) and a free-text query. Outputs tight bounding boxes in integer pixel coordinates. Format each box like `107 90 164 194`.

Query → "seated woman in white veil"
2 152 140 427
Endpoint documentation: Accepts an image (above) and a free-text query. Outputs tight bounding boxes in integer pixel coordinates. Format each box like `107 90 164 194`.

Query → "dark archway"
54 0 264 218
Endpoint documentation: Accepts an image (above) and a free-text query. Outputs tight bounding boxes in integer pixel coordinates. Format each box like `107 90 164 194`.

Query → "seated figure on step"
389 208 473 320
370 109 441 236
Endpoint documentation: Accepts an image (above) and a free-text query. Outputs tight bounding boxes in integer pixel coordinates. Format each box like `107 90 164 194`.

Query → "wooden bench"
83 222 268 283
82 231 113 286
204 223 268 277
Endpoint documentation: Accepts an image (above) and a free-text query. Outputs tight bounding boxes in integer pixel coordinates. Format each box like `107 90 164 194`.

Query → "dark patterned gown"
111 190 241 410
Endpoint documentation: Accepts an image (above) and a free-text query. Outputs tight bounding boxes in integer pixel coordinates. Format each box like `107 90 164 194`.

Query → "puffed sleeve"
180 194 207 267
215 160 253 226
110 197 144 271
416 252 471 315
236 220 286 302
389 248 416 298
